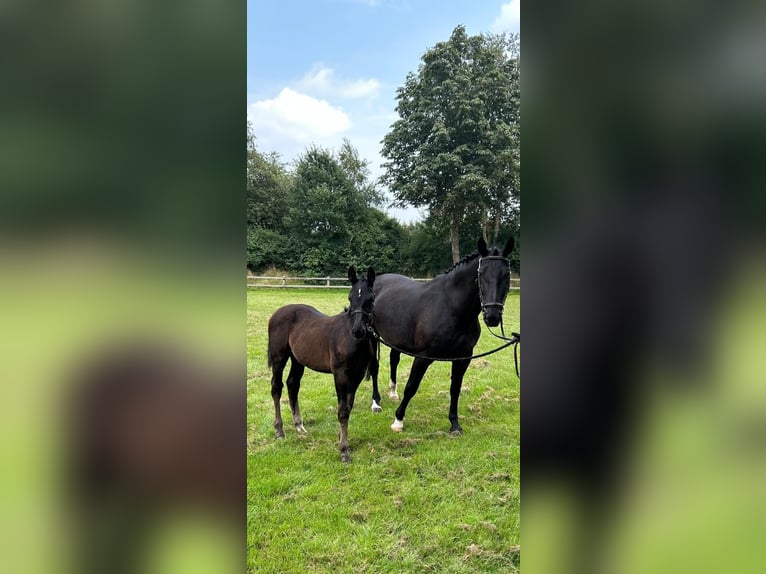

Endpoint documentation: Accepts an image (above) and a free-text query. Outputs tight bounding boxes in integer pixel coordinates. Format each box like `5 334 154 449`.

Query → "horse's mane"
440 246 501 276
441 251 480 275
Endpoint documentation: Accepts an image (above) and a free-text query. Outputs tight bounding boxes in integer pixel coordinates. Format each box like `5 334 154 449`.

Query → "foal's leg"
391 357 434 432
369 347 382 413
448 359 471 435
389 349 401 400
334 372 353 462
285 361 306 433
270 356 288 439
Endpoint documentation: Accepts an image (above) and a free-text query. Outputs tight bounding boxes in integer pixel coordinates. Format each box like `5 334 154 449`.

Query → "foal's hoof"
371 400 382 413
295 424 307 434
341 452 351 463
275 431 285 440
391 418 404 432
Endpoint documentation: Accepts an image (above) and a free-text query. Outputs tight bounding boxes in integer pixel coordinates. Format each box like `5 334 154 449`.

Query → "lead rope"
367 324 516 363
486 314 520 378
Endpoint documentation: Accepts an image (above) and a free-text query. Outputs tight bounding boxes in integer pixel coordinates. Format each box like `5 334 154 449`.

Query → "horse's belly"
290 339 332 374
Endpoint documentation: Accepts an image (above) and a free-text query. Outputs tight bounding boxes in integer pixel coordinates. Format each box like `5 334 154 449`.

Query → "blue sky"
247 0 520 222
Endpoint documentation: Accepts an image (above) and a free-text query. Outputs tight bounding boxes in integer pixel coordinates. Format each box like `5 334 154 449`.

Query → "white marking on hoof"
295 424 307 434
371 400 382 413
391 418 404 432
388 380 399 400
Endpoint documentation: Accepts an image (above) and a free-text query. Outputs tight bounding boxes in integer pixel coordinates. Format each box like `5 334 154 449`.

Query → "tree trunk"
450 212 461 263
481 208 489 244
493 209 501 245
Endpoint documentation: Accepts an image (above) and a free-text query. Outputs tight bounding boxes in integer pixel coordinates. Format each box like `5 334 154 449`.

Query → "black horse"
267 266 377 462
369 237 514 433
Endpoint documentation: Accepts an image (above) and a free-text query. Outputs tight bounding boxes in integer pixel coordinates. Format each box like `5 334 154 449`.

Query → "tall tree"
337 138 383 208
381 25 520 262
286 146 365 274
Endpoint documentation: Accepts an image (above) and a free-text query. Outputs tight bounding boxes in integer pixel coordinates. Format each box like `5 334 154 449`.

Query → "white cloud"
248 87 352 145
491 0 520 34
298 65 381 99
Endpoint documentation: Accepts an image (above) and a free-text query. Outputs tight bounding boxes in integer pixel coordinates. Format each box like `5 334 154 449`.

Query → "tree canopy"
246 26 521 277
380 25 520 262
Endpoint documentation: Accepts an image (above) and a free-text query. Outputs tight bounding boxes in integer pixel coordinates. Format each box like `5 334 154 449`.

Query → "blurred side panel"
522 1 766 573
0 1 245 573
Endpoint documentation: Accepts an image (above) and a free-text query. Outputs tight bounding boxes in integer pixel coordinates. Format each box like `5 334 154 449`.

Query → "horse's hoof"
341 452 351 463
295 424 307 434
371 401 382 413
389 392 400 401
275 431 285 440
391 418 404 432
449 426 463 436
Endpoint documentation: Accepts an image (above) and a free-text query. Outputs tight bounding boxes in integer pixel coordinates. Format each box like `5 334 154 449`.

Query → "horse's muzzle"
483 311 502 328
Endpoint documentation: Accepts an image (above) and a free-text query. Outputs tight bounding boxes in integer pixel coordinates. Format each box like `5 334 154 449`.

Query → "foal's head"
477 237 515 328
347 266 376 341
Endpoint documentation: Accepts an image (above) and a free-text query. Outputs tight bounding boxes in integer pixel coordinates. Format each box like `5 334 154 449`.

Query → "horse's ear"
502 236 515 258
478 238 489 257
348 266 358 285
367 266 375 287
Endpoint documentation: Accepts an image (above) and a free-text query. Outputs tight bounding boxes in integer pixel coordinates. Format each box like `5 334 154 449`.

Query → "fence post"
281 276 286 288
326 276 331 287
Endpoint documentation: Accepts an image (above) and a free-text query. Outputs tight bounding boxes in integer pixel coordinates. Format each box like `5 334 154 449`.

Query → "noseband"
477 255 510 313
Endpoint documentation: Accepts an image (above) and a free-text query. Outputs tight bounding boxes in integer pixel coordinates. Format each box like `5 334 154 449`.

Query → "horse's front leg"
389 349 401 400
391 357 433 432
447 359 471 435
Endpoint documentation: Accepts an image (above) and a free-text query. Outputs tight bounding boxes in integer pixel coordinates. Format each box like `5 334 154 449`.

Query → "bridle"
349 286 375 330
477 254 521 377
477 255 510 317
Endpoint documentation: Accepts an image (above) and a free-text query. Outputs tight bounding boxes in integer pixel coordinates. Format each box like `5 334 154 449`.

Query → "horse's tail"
364 337 380 381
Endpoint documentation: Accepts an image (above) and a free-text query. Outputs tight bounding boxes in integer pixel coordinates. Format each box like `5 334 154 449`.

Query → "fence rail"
247 275 520 290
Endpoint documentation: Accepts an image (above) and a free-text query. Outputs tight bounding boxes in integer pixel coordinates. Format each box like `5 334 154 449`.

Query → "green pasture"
247 287 521 573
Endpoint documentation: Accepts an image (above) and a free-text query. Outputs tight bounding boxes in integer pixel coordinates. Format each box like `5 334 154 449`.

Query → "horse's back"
269 303 327 326
374 273 430 306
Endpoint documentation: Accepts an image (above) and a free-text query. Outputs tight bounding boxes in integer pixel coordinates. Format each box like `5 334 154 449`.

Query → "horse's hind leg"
285 360 307 433
389 349 401 400
270 356 288 439
369 347 382 413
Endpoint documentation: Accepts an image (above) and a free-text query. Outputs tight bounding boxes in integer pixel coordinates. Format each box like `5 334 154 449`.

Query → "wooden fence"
247 275 520 290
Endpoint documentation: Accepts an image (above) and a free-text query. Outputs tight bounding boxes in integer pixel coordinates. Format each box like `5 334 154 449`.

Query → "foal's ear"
502 236 515 258
478 238 489 257
348 266 358 285
366 266 375 287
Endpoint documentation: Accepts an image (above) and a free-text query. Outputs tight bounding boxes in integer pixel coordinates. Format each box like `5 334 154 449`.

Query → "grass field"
247 287 520 573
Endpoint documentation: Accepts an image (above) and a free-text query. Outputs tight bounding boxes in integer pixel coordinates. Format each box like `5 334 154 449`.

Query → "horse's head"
347 266 376 341
477 237 514 328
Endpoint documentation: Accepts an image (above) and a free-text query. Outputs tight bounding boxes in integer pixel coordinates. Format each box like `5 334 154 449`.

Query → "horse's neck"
442 257 481 313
